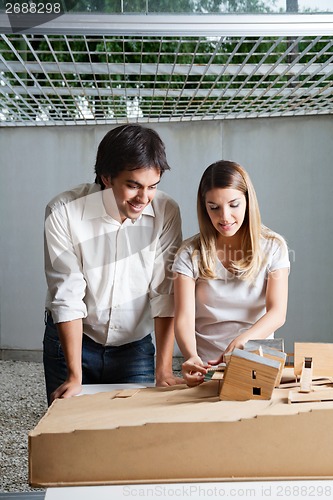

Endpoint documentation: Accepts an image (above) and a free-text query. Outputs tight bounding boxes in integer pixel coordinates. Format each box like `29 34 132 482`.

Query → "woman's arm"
209 267 289 363
174 272 208 386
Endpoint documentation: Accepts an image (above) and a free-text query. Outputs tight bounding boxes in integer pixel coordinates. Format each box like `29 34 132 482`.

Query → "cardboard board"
29 374 333 487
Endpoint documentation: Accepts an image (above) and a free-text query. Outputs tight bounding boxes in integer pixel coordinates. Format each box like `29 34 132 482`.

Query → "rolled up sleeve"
44 205 87 323
149 202 182 318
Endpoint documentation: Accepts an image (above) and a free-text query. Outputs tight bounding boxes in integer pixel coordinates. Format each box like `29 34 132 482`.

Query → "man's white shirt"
45 183 182 346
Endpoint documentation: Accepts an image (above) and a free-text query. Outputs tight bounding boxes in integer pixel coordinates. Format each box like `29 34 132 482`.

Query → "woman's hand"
208 333 249 366
182 356 210 387
224 333 248 356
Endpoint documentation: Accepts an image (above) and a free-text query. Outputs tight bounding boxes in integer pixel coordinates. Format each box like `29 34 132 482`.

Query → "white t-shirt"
172 234 290 361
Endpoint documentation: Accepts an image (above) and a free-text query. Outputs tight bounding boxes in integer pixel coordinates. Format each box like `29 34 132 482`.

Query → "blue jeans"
43 314 155 405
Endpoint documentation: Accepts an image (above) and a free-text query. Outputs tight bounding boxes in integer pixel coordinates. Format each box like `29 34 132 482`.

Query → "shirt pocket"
128 248 155 294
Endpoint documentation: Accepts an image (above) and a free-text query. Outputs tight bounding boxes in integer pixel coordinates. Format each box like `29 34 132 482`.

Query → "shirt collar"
82 185 108 220
140 202 155 218
127 200 155 225
82 184 156 222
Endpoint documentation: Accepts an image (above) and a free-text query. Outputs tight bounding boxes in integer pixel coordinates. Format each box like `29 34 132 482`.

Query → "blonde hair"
194 160 277 281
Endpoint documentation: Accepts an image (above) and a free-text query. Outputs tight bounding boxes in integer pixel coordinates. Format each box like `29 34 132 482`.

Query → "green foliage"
65 0 276 13
0 1 330 123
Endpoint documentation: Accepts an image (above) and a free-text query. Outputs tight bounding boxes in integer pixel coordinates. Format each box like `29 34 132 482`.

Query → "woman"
172 160 290 387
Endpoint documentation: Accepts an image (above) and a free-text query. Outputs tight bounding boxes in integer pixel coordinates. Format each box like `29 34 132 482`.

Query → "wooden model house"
218 348 281 401
247 345 286 387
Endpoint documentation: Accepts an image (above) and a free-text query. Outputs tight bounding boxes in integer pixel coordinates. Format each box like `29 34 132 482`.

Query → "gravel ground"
0 361 47 493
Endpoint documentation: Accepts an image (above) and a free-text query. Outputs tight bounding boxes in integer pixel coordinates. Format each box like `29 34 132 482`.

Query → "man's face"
102 167 161 222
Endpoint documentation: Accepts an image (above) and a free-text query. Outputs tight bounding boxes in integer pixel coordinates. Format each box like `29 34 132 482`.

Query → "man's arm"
154 316 184 386
44 203 87 401
50 319 83 402
149 198 183 386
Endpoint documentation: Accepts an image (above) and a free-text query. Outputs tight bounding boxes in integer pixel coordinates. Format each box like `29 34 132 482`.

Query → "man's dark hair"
94 124 171 188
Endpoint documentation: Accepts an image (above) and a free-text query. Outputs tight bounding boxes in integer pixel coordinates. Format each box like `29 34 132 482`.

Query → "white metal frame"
1 14 333 36
0 13 333 126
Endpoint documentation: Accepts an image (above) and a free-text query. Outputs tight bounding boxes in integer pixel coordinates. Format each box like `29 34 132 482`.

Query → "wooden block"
224 351 232 365
294 343 333 377
114 389 140 398
299 357 313 393
280 376 333 390
219 348 280 401
206 363 226 372
204 363 225 381
288 388 333 404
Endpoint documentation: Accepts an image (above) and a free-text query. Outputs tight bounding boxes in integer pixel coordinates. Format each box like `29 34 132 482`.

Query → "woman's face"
205 187 247 239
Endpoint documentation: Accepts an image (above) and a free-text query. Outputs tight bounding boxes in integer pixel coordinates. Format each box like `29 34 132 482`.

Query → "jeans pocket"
131 336 155 358
43 323 64 360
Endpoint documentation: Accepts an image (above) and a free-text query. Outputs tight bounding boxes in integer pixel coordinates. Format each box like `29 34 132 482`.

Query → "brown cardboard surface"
29 374 333 487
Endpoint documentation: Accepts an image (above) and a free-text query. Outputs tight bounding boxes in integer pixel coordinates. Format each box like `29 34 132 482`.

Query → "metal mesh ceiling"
1 33 332 126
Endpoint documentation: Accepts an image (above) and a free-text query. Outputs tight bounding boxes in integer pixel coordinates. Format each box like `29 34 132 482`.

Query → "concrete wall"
0 115 332 356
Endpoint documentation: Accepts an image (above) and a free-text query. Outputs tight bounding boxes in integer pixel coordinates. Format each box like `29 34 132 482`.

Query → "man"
43 124 183 405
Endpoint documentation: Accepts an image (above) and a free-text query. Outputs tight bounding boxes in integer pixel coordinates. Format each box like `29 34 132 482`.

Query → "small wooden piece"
219 348 280 401
114 389 140 398
299 357 313 393
294 343 333 377
211 370 224 381
206 363 226 373
205 364 225 381
280 377 333 390
288 388 333 404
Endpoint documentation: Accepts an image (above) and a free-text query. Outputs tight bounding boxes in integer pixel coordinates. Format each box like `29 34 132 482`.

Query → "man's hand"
154 317 185 387
155 371 185 387
51 319 83 403
50 378 82 403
